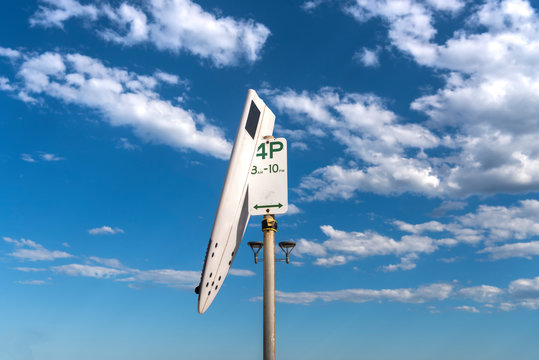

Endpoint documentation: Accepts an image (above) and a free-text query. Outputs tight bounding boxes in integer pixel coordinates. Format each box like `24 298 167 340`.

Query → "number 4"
256 143 267 160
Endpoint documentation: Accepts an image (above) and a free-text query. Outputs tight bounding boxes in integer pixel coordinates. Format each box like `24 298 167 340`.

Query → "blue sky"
2 0 539 358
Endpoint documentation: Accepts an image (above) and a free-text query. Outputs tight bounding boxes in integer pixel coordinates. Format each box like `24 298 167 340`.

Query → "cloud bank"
0 50 232 159
31 0 270 67
276 0 539 199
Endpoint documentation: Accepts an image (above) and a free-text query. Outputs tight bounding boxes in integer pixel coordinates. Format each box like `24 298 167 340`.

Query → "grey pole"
262 214 276 360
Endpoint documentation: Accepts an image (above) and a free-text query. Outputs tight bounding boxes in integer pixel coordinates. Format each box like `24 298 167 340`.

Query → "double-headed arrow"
253 203 283 210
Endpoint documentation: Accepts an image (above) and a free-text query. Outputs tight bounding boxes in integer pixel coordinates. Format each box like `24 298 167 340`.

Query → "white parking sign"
248 138 288 215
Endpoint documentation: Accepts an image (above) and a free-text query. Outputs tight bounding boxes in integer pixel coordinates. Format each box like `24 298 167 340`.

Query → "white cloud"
154 71 179 85
354 47 380 67
51 259 201 288
454 305 480 313
394 199 539 255
274 126 308 141
429 200 467 217
3 236 73 261
1 50 232 159
504 276 539 309
499 302 517 311
39 153 64 161
345 0 438 65
293 238 328 258
513 299 539 310
31 0 270 67
299 162 440 200
381 253 419 272
117 137 139 150
321 225 438 257
89 256 124 269
17 91 37 103
314 255 348 267
291 225 438 269
31 0 99 28
291 142 309 151
13 267 47 272
283 204 302 215
480 241 539 260
21 154 36 163
268 87 338 126
293 199 539 269
343 0 462 65
302 0 325 12
294 0 539 198
117 268 200 288
0 77 13 91
229 269 256 277
268 88 442 200
457 285 505 303
417 0 539 195
393 220 445 234
457 200 539 242
509 276 539 299
88 226 125 235
409 201 539 244
17 280 48 285
0 47 21 59
256 275 539 311
20 152 64 162
5 236 240 291
437 256 461 263
270 283 453 305
100 3 150 44
425 0 465 12
52 264 127 278
248 275 539 310
51 254 201 288
20 53 67 93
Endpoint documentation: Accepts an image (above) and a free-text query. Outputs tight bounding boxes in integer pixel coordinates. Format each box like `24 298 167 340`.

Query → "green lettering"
269 141 283 158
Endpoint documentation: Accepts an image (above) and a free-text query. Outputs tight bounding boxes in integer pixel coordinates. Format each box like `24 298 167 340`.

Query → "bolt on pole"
262 214 277 360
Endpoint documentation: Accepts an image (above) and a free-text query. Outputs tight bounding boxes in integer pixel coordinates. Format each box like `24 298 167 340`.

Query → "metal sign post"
251 137 284 360
262 215 277 360
248 136 291 360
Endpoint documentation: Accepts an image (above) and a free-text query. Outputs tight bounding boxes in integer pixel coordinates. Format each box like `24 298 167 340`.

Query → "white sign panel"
248 138 288 216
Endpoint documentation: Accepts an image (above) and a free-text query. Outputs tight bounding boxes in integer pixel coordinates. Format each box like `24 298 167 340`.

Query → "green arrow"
254 203 283 210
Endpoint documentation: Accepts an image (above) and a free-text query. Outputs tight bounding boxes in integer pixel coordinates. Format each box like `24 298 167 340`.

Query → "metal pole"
262 214 276 360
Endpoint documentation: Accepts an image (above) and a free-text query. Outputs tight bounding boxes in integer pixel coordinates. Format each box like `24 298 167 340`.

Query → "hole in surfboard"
208 291 211 296
215 286 218 290
232 251 235 256
218 276 221 281
209 273 212 278
228 261 231 265
215 243 218 248
206 282 209 287
212 281 214 286
211 252 214 257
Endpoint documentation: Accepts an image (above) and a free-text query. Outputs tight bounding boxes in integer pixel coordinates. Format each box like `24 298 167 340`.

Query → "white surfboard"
196 89 275 314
